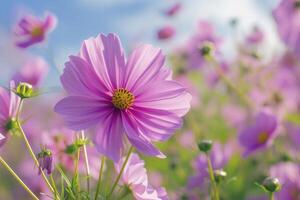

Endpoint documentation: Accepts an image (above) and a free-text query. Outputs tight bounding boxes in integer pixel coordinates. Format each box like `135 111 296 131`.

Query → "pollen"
31 26 43 37
258 132 269 144
112 88 134 110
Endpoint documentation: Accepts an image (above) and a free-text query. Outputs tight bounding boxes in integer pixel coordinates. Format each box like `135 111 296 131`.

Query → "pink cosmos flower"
12 56 49 87
273 0 300 57
54 33 191 162
181 20 222 69
0 82 20 147
157 26 176 40
115 153 168 200
239 112 277 156
164 3 182 17
14 12 57 48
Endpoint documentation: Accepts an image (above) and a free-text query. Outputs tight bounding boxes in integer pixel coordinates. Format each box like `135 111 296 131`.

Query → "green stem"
117 187 131 200
209 57 253 108
107 146 134 199
16 100 55 194
270 193 275 200
0 156 39 200
94 156 105 200
81 130 90 192
74 147 81 194
50 174 59 200
206 153 219 200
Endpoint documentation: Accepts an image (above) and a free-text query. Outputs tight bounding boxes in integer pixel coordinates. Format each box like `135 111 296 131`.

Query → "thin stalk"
206 153 219 200
60 175 64 199
270 193 274 200
107 146 134 199
117 187 131 200
0 156 39 200
81 130 90 192
50 174 59 200
94 156 105 200
209 57 253 108
16 100 55 194
74 147 81 193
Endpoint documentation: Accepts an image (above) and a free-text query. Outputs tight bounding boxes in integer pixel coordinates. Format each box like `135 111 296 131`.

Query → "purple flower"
188 143 232 188
37 149 53 175
164 3 182 16
157 26 176 40
239 112 277 156
270 162 300 200
12 57 49 87
248 67 299 119
115 153 168 200
273 0 300 57
246 26 264 45
180 20 222 69
0 82 20 147
54 33 191 162
14 12 57 48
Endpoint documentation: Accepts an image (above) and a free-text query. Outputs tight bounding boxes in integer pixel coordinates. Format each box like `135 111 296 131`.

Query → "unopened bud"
214 169 227 184
262 177 281 193
198 41 215 57
16 82 33 99
37 148 53 175
198 140 213 153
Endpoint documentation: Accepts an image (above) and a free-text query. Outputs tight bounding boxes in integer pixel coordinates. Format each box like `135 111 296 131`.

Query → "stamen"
112 88 134 110
258 132 269 144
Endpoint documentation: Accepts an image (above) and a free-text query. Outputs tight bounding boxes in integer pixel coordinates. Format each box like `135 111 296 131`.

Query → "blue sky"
0 0 280 86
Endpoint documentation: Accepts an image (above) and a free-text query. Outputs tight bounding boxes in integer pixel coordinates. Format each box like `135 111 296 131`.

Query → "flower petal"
0 133 6 148
79 33 126 90
130 108 182 141
43 13 57 32
122 113 166 158
124 44 165 93
61 55 110 98
54 96 112 130
134 81 191 117
94 111 124 162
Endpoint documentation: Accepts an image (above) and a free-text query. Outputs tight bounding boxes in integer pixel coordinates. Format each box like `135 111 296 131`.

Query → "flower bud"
5 119 18 132
37 148 53 175
65 144 78 154
262 177 281 193
198 41 215 57
198 139 213 153
15 82 33 99
294 0 300 8
214 169 227 184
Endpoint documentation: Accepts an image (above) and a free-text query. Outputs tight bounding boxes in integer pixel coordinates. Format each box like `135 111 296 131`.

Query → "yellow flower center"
258 132 269 144
31 26 43 37
112 88 134 110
